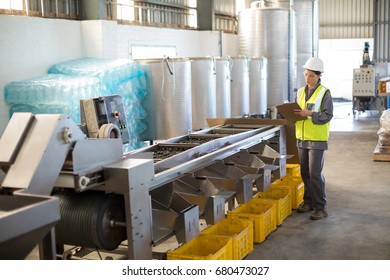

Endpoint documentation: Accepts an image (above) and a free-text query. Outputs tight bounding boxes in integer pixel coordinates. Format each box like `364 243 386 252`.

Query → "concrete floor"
246 102 390 260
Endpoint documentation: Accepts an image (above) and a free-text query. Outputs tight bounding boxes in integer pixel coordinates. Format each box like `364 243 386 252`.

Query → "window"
0 0 23 10
117 0 135 21
0 0 79 19
114 0 197 29
0 0 23 12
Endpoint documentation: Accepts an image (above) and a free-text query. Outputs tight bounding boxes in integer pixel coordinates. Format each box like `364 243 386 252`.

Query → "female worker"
294 57 334 220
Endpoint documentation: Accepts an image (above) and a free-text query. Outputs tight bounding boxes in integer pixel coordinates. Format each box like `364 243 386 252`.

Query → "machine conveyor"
0 113 289 260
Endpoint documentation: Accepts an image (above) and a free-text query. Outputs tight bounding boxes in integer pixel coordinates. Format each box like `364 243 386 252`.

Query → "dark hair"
313 70 322 75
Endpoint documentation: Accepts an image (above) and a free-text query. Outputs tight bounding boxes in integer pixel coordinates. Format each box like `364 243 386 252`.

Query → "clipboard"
276 102 308 122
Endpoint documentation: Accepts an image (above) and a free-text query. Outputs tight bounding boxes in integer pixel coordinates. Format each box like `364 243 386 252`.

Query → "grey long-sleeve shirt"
296 82 334 150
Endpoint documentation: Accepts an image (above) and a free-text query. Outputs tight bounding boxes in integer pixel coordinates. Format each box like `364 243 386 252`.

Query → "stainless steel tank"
136 58 192 140
230 56 250 117
190 57 217 130
277 0 319 89
249 57 268 116
238 1 295 111
215 57 232 118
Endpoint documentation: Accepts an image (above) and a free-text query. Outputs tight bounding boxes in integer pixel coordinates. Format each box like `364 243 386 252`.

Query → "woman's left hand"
294 109 313 117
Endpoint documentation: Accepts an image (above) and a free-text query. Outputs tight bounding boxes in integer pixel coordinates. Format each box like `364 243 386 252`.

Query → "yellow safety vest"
295 85 330 141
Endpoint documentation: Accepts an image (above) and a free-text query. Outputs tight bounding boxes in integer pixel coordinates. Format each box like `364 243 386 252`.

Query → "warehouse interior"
0 0 390 261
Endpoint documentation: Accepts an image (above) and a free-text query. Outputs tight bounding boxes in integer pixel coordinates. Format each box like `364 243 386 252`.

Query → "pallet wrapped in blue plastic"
48 57 148 151
4 74 107 124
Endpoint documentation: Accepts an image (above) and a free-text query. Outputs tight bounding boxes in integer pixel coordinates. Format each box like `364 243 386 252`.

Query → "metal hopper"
247 142 293 179
170 175 235 225
150 184 199 245
0 193 60 260
224 151 279 192
193 161 258 204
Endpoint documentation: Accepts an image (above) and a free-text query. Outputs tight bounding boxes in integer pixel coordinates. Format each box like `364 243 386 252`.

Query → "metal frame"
0 113 287 260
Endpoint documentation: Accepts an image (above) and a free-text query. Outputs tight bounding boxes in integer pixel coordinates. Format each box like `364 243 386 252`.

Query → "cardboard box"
379 77 390 94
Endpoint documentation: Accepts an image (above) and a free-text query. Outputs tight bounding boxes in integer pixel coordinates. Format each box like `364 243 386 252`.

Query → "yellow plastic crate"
201 219 253 260
167 235 233 260
254 188 292 226
285 164 301 178
272 177 304 209
227 199 276 244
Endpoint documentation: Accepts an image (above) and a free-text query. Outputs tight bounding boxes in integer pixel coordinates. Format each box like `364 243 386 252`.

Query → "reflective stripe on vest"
295 85 330 141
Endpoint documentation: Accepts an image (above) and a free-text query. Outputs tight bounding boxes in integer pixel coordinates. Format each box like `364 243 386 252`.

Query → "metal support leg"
104 159 155 259
123 190 153 260
38 228 57 260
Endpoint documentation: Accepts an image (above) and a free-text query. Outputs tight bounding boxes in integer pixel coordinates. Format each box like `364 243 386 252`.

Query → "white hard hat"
303 57 324 73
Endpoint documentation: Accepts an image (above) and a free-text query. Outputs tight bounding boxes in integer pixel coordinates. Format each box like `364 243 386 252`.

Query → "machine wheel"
98 123 121 139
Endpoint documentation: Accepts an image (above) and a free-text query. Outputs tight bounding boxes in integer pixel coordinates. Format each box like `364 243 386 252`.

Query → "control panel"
352 67 376 97
80 95 130 144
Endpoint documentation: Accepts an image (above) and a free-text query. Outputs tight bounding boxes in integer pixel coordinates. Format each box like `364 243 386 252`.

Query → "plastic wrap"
48 57 148 150
8 104 80 125
4 74 107 124
48 57 144 92
377 109 390 147
4 58 148 151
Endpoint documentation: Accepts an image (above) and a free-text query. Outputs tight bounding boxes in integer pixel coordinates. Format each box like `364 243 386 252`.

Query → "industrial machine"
80 94 130 144
352 42 385 116
0 97 290 260
352 66 378 115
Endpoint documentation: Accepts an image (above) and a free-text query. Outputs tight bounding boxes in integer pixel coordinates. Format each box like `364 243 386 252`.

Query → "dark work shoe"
310 209 328 220
297 203 314 213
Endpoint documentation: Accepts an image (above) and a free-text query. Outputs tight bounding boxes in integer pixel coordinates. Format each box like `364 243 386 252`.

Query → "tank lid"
243 0 290 12
230 56 249 60
188 57 216 61
134 57 190 64
251 0 276 9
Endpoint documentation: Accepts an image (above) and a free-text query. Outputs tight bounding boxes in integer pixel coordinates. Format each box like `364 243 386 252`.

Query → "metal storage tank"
136 58 192 140
277 0 319 89
215 57 232 118
249 57 268 117
230 56 250 117
238 1 296 112
191 57 217 130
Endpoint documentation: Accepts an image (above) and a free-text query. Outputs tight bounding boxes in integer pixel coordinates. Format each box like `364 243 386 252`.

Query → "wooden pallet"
373 143 390 161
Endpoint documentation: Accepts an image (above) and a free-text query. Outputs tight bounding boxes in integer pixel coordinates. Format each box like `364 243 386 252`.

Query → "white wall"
86 20 237 59
0 15 239 138
81 20 104 57
103 22 222 58
222 32 239 57
0 15 84 136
